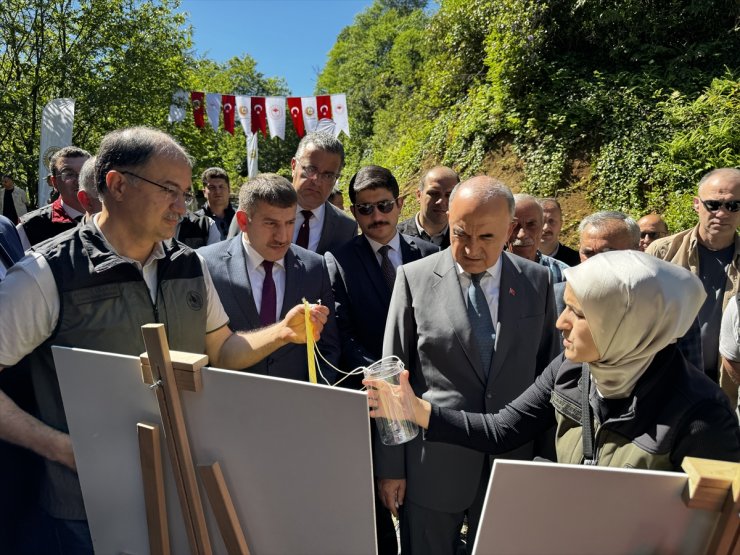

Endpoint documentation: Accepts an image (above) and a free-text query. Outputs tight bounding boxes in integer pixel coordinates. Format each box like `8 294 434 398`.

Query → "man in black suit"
397 166 459 249
325 165 438 554
290 132 357 254
538 197 580 266
199 173 340 383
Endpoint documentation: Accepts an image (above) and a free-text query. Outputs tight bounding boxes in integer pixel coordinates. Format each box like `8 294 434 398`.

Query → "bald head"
694 168 740 249
636 213 668 251
578 211 640 261
450 176 515 217
416 165 460 234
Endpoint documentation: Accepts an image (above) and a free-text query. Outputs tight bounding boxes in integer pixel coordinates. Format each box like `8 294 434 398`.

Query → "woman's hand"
363 370 431 429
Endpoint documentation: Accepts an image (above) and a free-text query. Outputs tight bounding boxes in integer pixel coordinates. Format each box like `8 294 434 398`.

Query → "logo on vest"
186 290 204 311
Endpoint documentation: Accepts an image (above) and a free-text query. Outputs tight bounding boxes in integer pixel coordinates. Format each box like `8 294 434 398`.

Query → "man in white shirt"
290 132 357 254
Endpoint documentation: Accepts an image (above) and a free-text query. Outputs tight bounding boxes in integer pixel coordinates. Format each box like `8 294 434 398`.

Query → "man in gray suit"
199 173 341 383
378 176 559 554
290 132 358 254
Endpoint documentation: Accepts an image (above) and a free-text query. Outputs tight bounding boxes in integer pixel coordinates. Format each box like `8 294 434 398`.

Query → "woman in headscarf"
366 250 740 469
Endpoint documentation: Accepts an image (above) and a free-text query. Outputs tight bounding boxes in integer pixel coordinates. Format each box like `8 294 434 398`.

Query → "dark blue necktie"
467 272 495 375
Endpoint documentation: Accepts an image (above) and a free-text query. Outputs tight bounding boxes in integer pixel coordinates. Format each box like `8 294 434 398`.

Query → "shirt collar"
366 231 401 255
415 212 448 238
455 253 503 282
60 199 84 220
92 212 166 269
297 201 326 221
241 235 285 271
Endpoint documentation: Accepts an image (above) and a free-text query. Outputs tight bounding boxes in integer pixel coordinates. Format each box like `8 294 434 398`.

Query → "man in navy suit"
0 214 24 277
325 165 438 555
290 132 358 254
199 173 341 383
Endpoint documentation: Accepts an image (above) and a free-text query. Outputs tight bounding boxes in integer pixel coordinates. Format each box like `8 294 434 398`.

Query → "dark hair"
95 127 191 195
294 132 345 167
49 146 91 177
201 167 230 186
329 186 342 200
238 173 297 216
348 165 399 204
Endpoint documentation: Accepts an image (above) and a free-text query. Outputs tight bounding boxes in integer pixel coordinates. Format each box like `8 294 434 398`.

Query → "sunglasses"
354 199 397 216
640 231 660 239
699 198 740 213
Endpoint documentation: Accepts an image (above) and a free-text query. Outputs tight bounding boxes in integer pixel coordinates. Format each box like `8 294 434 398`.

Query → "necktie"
467 272 496 375
296 210 312 249
378 245 396 291
260 260 277 326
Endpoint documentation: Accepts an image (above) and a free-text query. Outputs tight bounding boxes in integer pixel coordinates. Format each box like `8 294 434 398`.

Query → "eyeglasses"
354 199 398 216
295 161 341 184
120 170 195 205
698 198 740 213
640 231 660 239
58 170 79 182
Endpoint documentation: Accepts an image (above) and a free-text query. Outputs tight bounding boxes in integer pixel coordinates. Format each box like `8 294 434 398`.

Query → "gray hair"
514 193 543 221
538 197 562 214
579 210 640 248
698 167 740 191
294 132 345 167
450 176 515 218
78 156 98 198
95 126 192 195
238 173 297 217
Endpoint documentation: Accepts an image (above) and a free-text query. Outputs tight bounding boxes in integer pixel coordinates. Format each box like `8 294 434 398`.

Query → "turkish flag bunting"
316 95 332 121
287 97 305 137
191 91 205 128
222 94 235 135
251 96 267 137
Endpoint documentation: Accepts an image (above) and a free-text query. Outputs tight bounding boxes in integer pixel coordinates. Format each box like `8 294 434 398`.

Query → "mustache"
369 221 390 229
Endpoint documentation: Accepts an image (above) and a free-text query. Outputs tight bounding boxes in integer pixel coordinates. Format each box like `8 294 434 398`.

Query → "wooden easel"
137 324 251 555
682 457 740 555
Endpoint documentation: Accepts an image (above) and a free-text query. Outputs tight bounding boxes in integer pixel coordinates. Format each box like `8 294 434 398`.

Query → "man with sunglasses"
648 168 740 404
637 213 669 251
0 127 329 554
17 146 91 250
290 131 357 254
325 165 438 554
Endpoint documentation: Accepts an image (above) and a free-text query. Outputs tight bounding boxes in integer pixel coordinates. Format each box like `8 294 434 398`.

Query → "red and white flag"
235 95 251 137
316 95 333 121
191 91 205 128
331 94 349 138
205 93 221 133
222 94 235 135
251 96 267 137
265 96 286 140
287 97 305 137
301 96 318 133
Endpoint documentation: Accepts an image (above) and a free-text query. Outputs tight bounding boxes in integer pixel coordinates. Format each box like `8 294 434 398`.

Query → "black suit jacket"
397 214 450 249
325 234 439 386
198 237 341 383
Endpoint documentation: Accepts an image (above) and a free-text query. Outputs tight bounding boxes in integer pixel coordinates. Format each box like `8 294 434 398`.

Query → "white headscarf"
564 250 706 398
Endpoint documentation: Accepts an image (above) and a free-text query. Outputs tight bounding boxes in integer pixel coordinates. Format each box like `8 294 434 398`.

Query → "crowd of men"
0 127 738 555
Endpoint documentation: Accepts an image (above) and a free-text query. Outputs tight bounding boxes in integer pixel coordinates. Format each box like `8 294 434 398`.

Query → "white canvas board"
472 459 717 555
53 346 377 555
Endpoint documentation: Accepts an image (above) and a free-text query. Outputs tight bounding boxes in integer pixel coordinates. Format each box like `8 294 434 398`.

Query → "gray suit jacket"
198 237 341 383
378 249 559 512
315 201 358 255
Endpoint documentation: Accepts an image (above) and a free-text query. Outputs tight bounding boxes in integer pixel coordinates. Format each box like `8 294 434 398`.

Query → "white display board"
53 346 377 555
473 459 718 555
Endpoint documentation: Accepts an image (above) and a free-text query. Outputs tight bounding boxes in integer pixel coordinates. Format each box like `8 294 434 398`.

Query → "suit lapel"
434 250 487 385
488 253 520 385
281 247 304 318
399 234 422 264
356 236 392 301
316 201 334 254
226 237 261 328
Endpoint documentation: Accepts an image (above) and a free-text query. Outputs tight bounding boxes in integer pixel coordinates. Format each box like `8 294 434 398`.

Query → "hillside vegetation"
316 0 740 232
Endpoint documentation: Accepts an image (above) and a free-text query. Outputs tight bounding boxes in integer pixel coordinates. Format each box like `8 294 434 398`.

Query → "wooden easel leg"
138 423 170 555
199 462 251 555
142 324 213 555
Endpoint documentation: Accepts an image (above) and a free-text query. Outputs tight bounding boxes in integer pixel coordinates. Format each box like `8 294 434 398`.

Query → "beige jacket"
647 224 740 402
0 186 28 220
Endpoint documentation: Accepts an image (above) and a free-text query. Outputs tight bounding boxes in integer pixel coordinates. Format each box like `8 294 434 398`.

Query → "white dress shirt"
365 232 403 269
455 255 503 328
292 202 326 252
242 236 286 323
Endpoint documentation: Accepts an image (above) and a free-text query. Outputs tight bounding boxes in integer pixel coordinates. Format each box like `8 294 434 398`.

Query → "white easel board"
473 459 718 555
52 346 377 555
